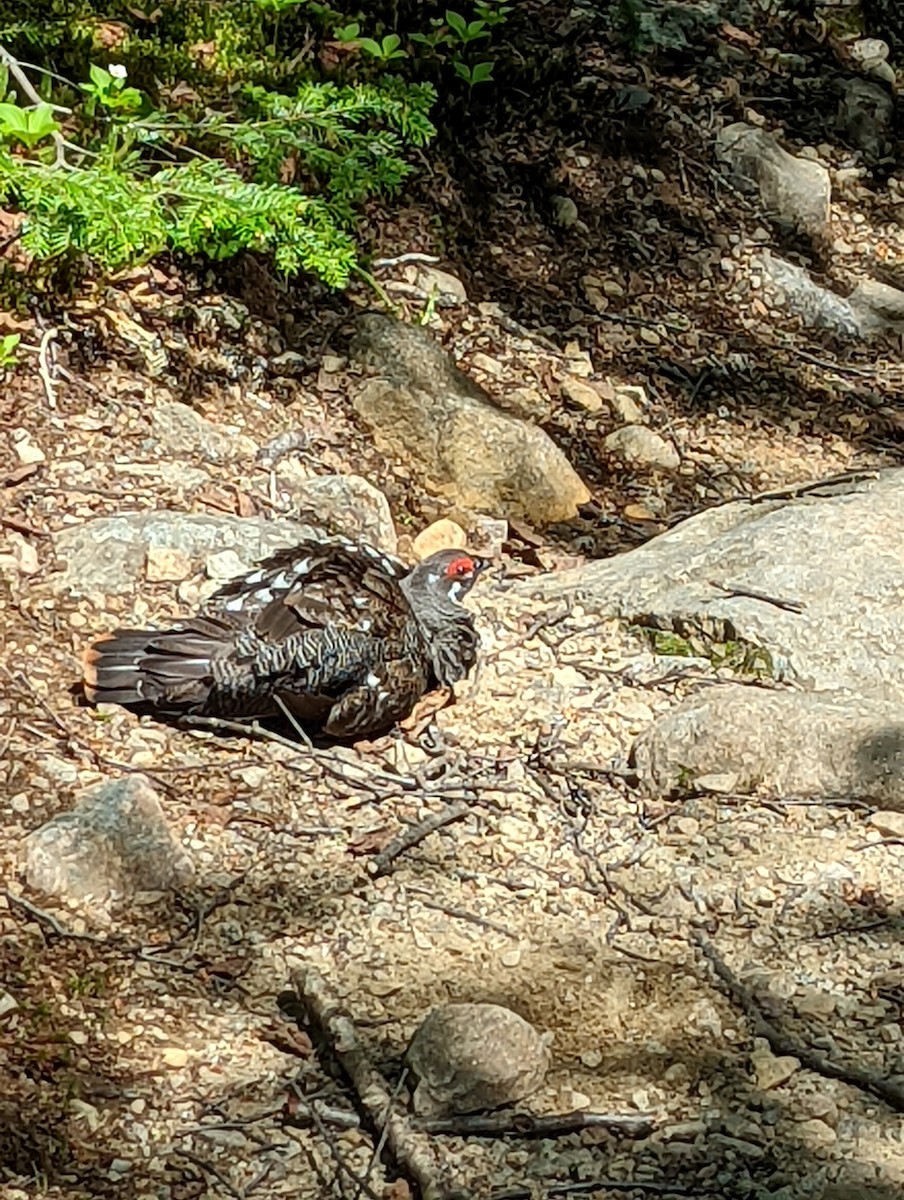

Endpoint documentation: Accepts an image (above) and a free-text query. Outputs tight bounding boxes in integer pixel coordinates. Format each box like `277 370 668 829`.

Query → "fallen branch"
489 1180 708 1199
368 802 472 877
290 964 459 1200
694 932 904 1111
418 1109 655 1139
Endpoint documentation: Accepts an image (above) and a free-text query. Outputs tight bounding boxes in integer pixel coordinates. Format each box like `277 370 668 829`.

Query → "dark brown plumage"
82 536 488 738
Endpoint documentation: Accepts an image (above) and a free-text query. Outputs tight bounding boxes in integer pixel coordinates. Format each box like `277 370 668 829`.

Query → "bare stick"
36 326 58 408
290 965 459 1200
372 252 441 268
172 1148 244 1200
1 890 111 943
368 802 472 877
178 713 304 753
418 1109 656 1139
490 1180 707 1199
694 933 904 1111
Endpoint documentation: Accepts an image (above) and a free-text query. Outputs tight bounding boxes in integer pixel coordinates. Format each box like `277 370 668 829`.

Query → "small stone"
205 549 250 581
551 195 579 227
751 1048 800 1090
794 1117 837 1146
236 765 269 789
797 1092 838 1125
321 354 345 373
675 817 700 837
412 519 468 560
403 264 468 305
561 377 604 414
869 811 904 839
469 515 508 558
552 665 589 689
500 948 522 967
0 991 19 1018
694 772 740 795
24 775 194 912
604 425 680 471
69 1030 89 1045
10 793 29 814
8 532 39 575
11 428 46 465
270 351 307 376
130 1097 146 1114
145 545 193 582
795 988 837 1017
611 385 645 424
162 1047 188 1067
580 1049 603 1068
470 352 502 377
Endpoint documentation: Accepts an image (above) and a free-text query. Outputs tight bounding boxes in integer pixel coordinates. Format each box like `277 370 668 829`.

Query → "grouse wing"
209 536 414 644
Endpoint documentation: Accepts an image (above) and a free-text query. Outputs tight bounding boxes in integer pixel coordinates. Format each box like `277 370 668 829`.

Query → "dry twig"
368 801 473 877
418 1109 656 1139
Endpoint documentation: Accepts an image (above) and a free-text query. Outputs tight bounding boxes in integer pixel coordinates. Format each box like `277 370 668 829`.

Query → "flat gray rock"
24 776 194 915
148 401 258 461
52 511 320 597
716 122 830 239
52 471 398 596
633 686 904 806
522 469 904 704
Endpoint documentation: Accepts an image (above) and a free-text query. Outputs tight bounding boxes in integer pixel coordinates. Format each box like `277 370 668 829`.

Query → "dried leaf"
347 828 393 856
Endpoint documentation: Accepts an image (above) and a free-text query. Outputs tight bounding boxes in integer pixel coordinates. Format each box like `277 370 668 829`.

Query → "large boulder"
522 469 904 704
349 314 590 526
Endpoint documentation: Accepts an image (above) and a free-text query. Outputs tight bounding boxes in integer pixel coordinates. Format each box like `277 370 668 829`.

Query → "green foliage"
0 2 441 286
614 0 722 55
0 331 20 367
0 100 58 148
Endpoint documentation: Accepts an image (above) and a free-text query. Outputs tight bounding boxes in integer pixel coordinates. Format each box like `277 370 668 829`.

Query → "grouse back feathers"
82 535 487 739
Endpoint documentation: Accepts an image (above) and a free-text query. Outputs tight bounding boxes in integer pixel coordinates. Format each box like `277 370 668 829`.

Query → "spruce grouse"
81 536 488 739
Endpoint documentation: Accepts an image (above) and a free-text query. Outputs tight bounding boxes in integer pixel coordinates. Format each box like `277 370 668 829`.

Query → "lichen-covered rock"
24 776 194 916
406 1002 550 1117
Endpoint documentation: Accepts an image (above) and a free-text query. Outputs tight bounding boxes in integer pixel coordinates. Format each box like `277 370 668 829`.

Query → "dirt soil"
2 6 904 1200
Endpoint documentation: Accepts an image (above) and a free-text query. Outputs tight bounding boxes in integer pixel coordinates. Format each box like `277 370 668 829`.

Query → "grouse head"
401 548 488 687
403 549 489 609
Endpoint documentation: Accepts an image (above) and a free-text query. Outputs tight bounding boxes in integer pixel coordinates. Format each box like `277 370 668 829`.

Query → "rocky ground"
2 6 904 1200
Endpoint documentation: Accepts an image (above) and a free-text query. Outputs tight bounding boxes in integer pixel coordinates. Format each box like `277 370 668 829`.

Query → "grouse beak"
471 556 491 577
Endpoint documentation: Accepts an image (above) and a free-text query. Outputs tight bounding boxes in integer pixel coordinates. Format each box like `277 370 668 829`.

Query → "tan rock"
412 519 468 560
605 425 680 471
406 1002 550 1116
351 315 590 526
751 1048 800 1090
145 545 193 582
561 377 604 414
869 810 904 839
12 428 46 465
